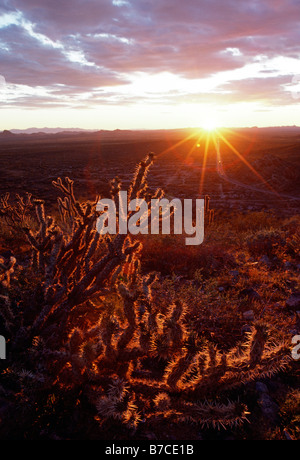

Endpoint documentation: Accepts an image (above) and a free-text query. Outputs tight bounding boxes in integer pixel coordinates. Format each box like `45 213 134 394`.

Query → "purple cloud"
0 0 299 109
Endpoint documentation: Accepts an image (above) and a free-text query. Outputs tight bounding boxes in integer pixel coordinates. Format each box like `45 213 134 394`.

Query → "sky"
0 0 300 130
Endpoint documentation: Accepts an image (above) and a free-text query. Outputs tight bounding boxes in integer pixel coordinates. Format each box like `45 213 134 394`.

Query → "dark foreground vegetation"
0 148 299 440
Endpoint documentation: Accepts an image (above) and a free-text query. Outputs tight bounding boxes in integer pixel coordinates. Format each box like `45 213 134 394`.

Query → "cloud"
0 0 299 111
8 0 118 38
0 22 129 87
222 75 296 105
0 74 6 87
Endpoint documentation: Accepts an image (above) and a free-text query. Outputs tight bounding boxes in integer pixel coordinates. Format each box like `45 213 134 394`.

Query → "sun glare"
201 120 218 132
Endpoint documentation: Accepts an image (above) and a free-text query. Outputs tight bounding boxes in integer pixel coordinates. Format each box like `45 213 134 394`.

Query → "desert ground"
0 126 299 213
0 127 299 440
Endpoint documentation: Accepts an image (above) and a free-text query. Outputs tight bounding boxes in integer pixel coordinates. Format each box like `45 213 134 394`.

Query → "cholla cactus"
203 194 214 225
0 192 33 229
0 153 293 438
0 255 16 289
249 321 269 367
12 153 156 344
96 378 141 431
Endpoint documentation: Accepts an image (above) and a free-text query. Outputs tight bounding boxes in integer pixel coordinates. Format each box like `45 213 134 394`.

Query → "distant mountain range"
0 127 158 142
5 125 300 135
0 126 300 141
10 127 97 135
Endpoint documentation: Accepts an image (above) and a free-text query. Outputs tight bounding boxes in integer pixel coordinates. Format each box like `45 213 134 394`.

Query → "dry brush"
0 153 292 438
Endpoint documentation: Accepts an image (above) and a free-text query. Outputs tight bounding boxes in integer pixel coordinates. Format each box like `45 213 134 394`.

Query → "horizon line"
3 124 300 133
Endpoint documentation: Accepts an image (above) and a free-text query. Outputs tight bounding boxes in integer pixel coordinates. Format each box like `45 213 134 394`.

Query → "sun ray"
217 131 280 196
185 131 205 165
221 127 254 142
199 132 211 197
155 130 203 189
157 131 199 158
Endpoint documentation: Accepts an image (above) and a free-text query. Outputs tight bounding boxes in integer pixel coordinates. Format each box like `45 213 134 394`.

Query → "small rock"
259 255 271 265
289 328 298 336
286 292 300 311
243 310 255 321
238 288 261 302
241 324 252 334
257 393 279 424
256 382 269 394
283 430 295 441
144 431 157 440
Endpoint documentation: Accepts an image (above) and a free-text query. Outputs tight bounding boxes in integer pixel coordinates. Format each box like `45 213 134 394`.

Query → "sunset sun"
201 120 218 132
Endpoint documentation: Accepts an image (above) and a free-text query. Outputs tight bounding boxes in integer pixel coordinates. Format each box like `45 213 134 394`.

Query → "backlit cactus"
0 153 292 438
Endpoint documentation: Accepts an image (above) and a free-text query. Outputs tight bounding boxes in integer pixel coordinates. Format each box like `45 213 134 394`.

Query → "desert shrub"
141 235 236 277
0 192 37 251
279 389 300 439
246 229 285 258
227 211 279 234
0 154 293 439
285 226 300 258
